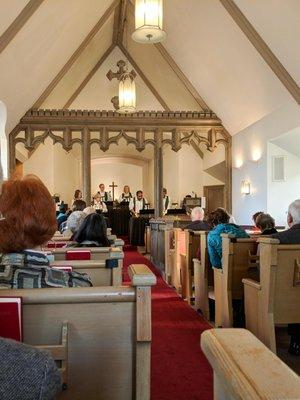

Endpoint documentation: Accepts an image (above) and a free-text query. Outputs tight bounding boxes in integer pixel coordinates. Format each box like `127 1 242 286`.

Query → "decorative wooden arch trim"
9 108 232 213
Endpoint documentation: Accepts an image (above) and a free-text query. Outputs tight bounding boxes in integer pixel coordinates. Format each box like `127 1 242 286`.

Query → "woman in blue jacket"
207 208 249 268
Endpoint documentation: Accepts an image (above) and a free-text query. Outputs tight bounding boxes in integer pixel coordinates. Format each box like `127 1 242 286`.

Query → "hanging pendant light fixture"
132 0 166 44
118 70 136 114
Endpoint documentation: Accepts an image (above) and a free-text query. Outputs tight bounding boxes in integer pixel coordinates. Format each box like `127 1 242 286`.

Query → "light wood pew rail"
51 259 122 286
201 328 300 400
243 237 300 353
52 246 124 261
193 231 213 320
164 227 175 284
213 234 258 328
0 264 156 400
36 322 68 389
173 228 186 292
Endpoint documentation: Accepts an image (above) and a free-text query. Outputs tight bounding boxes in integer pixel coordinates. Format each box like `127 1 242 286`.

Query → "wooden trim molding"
219 0 300 104
63 44 116 109
33 0 119 109
0 0 45 55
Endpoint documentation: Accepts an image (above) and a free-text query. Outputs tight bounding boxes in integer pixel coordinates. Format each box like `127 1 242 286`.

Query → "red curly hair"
0 175 57 253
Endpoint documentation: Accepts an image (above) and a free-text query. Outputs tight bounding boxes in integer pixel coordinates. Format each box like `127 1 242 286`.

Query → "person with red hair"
0 175 92 289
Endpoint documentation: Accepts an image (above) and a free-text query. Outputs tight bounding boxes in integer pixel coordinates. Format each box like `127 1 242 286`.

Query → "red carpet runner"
123 245 213 400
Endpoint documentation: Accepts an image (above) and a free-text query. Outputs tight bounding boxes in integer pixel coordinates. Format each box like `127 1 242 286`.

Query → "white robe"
129 197 148 214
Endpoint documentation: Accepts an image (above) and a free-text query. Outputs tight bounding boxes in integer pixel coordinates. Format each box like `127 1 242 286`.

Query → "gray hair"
67 211 86 233
83 206 96 215
191 207 204 222
288 200 300 225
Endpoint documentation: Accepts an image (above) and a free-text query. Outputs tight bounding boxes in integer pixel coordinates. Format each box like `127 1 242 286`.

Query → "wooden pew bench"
201 328 300 400
164 227 175 284
172 228 186 293
243 237 300 352
52 246 123 262
0 264 156 400
51 259 122 286
213 234 258 327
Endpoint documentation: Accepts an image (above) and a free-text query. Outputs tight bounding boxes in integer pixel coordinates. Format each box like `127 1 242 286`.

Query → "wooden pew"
243 237 300 353
0 264 156 400
164 227 175 284
213 234 257 328
52 246 123 261
180 230 201 303
51 259 122 286
193 231 214 321
172 228 186 292
201 328 300 400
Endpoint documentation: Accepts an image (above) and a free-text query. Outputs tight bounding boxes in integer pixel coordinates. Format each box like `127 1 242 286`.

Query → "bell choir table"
104 205 131 236
129 215 152 246
150 216 190 278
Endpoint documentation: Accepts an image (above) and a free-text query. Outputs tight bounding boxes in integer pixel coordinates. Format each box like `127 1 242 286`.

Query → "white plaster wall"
163 146 179 205
232 101 300 225
267 142 300 227
178 145 203 200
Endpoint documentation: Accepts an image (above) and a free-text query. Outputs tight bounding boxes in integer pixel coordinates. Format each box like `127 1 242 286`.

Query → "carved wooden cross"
106 60 136 81
109 181 118 201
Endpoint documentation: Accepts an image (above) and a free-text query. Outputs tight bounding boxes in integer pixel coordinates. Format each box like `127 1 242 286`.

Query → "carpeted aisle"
123 245 213 400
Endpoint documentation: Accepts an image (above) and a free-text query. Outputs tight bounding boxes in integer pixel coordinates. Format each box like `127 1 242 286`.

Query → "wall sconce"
241 180 251 195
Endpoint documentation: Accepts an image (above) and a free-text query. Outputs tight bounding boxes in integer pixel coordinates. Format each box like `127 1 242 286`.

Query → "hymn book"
0 297 22 341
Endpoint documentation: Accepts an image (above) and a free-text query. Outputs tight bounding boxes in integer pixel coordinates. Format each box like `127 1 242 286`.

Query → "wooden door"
203 185 225 214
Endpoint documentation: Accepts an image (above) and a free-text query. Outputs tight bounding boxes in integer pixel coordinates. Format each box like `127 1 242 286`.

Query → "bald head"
287 199 300 226
191 207 204 222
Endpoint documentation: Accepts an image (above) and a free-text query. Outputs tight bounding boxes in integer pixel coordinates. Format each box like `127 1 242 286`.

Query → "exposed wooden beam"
118 0 128 45
190 139 204 159
33 0 119 109
155 43 210 111
112 2 121 44
63 44 116 109
219 0 300 104
0 0 45 55
119 43 170 110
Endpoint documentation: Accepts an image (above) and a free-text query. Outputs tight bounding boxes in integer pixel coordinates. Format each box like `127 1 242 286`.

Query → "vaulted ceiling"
0 0 299 136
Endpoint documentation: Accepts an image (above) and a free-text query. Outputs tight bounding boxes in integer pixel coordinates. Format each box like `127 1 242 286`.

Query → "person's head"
124 185 130 194
72 199 86 211
74 213 108 244
99 183 105 192
74 189 82 200
163 188 167 197
0 175 57 253
94 193 101 203
255 213 275 232
252 211 263 227
208 208 230 227
136 190 143 200
67 211 86 234
59 203 67 214
83 206 96 215
191 207 204 222
287 200 300 227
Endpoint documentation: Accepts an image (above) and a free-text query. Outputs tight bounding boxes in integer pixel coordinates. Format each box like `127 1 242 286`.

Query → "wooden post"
154 131 163 218
81 127 91 205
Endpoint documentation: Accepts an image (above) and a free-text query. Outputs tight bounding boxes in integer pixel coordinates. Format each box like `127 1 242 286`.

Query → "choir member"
119 185 133 203
97 183 111 202
129 190 148 216
71 189 82 208
162 188 171 215
93 193 108 212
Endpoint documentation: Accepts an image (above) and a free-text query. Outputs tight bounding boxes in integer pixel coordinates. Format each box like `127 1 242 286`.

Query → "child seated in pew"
0 175 92 289
207 208 249 269
255 213 278 236
73 213 111 247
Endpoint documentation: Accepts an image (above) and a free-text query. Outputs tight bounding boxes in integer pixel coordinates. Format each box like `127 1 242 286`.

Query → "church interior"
0 1 300 399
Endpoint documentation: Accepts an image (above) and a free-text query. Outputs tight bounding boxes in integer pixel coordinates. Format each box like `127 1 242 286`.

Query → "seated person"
93 193 108 212
56 202 68 229
129 190 148 216
65 211 87 240
255 213 277 235
207 208 249 268
72 199 86 211
83 206 96 215
271 199 300 355
252 211 263 231
0 337 61 400
186 207 210 231
119 185 132 203
73 213 111 247
0 175 92 289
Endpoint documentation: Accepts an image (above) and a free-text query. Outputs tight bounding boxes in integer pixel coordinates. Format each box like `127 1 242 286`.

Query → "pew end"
201 328 300 400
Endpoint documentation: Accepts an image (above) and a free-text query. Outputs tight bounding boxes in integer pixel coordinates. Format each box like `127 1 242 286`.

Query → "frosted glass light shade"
132 0 166 43
118 73 136 114
241 180 251 195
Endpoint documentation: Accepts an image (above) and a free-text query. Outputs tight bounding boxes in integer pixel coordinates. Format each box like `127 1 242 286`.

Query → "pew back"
52 247 123 261
201 328 300 400
0 265 156 400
